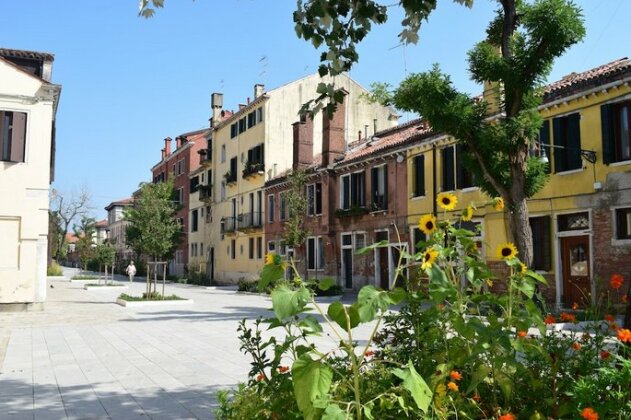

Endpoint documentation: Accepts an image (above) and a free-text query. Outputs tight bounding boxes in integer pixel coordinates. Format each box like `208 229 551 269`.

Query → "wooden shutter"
552 117 564 173
442 147 455 191
382 165 388 210
371 167 378 205
530 216 551 271
601 104 614 164
567 113 582 170
414 155 425 197
539 120 551 174
315 182 322 214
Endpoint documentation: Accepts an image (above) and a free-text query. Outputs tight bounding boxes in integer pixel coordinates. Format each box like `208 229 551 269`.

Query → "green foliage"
74 215 96 270
71 275 99 280
46 262 63 276
93 243 116 270
284 169 309 248
125 180 182 261
118 292 184 301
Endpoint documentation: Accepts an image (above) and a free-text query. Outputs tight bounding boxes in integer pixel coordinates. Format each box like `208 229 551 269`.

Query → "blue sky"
1 0 629 219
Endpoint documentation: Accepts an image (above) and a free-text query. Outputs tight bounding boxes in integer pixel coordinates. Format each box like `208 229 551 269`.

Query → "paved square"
0 269 372 419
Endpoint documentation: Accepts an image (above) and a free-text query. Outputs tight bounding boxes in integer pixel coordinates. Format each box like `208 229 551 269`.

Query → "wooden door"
561 236 591 307
342 248 353 289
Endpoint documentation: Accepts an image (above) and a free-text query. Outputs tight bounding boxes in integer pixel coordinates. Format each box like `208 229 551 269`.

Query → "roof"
104 197 134 211
95 219 108 228
65 233 80 243
543 57 631 102
0 48 54 62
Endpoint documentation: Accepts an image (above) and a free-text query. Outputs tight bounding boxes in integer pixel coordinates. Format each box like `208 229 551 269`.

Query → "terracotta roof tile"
0 48 54 62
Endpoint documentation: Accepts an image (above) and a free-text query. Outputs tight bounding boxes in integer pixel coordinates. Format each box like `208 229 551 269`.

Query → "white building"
0 48 61 310
105 198 134 263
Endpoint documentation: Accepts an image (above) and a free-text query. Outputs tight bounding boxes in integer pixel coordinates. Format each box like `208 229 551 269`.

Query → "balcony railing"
224 171 237 184
199 185 212 201
221 217 236 234
238 212 263 230
242 162 265 179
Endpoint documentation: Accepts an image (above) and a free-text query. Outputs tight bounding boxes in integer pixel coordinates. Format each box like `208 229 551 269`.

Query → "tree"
48 210 65 263
94 243 116 282
293 0 585 266
50 188 92 262
125 180 182 293
74 216 96 270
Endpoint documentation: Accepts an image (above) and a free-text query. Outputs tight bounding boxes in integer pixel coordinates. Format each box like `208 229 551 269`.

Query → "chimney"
42 56 54 82
211 92 224 126
293 114 314 170
254 84 265 99
164 137 172 157
322 94 347 167
161 148 166 160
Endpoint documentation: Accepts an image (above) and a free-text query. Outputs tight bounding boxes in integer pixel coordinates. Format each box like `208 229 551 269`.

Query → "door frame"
373 229 389 288
554 210 593 307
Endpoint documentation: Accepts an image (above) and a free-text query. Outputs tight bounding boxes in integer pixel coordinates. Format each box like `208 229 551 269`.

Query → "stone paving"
0 268 372 420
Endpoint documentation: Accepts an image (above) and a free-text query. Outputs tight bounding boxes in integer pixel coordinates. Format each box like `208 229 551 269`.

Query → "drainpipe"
432 144 437 215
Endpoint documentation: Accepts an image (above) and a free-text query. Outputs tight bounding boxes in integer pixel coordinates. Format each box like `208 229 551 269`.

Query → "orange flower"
604 314 615 323
256 373 265 382
618 328 631 343
611 323 620 332
450 370 462 381
544 314 556 325
622 294 628 303
572 342 581 351
572 302 579 310
610 274 624 289
560 312 576 323
364 350 375 357
600 350 611 360
447 381 459 392
278 366 289 374
472 392 481 402
517 330 527 338
580 407 599 420
498 414 515 420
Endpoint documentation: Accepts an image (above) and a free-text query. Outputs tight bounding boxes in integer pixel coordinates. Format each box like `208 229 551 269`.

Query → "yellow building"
407 58 631 307
188 141 212 279
209 74 399 283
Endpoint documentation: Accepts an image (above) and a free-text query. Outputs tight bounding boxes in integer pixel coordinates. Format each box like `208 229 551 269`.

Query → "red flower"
610 273 624 289
498 414 515 420
600 350 611 360
278 366 289 374
604 314 615 323
581 407 599 420
517 330 527 338
618 328 631 343
572 302 579 310
256 373 265 382
450 370 462 381
364 350 375 357
544 314 556 325
560 312 576 323
622 294 628 303
572 342 581 351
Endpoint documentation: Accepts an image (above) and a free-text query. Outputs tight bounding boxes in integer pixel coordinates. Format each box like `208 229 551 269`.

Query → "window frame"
0 110 27 163
307 182 322 216
267 194 275 223
306 236 325 271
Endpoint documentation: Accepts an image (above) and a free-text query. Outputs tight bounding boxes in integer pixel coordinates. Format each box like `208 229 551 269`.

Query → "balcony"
371 194 388 212
238 212 263 231
221 217 237 234
335 206 369 218
199 147 212 165
199 185 212 202
224 171 237 185
242 162 265 179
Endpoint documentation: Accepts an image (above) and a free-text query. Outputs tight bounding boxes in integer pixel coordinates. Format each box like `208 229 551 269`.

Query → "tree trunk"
508 196 533 268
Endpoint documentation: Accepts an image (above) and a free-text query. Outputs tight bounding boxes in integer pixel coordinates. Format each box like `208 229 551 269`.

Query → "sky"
1 0 629 219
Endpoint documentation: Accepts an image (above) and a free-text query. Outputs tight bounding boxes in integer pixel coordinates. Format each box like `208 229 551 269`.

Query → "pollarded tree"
50 188 92 262
293 0 585 266
74 216 96 270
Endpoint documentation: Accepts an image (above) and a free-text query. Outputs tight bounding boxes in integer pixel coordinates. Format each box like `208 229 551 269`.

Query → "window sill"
611 238 631 247
409 195 426 201
460 186 479 193
555 167 585 176
608 159 631 167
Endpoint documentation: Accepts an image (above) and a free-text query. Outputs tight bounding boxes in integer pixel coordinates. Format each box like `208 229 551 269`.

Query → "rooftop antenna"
259 55 268 85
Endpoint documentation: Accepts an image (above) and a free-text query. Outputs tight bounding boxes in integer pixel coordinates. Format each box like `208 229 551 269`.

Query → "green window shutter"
552 117 564 173
442 147 455 191
414 155 425 197
601 104 614 164
567 113 582 170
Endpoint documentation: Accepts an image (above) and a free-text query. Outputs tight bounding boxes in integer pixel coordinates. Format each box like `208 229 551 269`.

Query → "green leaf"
356 240 389 255
271 285 311 320
259 263 285 291
388 287 407 304
465 363 491 394
298 315 323 334
327 301 359 329
392 361 432 412
357 285 392 322
292 355 333 420
322 404 346 420
318 277 335 291
526 270 548 285
363 401 374 420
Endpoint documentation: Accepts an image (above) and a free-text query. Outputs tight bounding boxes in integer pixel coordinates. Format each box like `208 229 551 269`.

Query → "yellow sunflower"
437 192 458 211
418 214 437 235
519 263 528 275
493 197 505 211
461 205 474 222
421 247 439 270
265 252 276 266
497 243 518 260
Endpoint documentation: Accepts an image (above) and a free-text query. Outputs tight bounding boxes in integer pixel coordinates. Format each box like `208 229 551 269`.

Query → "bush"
238 278 259 293
118 292 185 301
307 278 344 296
47 262 63 276
71 275 99 280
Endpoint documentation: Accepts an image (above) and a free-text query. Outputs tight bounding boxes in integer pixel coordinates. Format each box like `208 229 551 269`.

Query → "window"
371 165 388 211
279 192 287 221
257 107 264 123
0 111 27 162
247 144 264 165
267 194 275 222
249 237 254 259
268 241 276 252
178 160 184 175
191 209 198 232
206 206 212 223
175 188 184 205
190 176 200 193
558 212 589 232
602 102 631 164
411 227 425 255
307 183 322 215
529 216 551 271
228 157 237 182
306 237 324 270
412 155 425 197
340 172 365 209
230 123 238 138
615 208 631 240
456 145 475 189
552 113 582 173
191 243 198 257
354 232 366 251
257 237 263 259
279 241 287 256
238 117 246 134
442 145 474 191
231 239 236 259
221 144 226 163
220 181 226 201
441 147 455 191
247 111 256 128
532 120 552 174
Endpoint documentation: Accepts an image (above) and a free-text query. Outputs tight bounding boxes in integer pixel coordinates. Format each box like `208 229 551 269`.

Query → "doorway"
561 235 590 307
375 230 389 289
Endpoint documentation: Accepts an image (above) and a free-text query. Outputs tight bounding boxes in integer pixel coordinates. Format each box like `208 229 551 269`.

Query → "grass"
118 292 186 301
47 262 63 276
72 275 99 280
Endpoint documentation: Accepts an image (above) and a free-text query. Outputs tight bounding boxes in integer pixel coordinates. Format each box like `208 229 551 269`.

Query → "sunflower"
493 197 505 211
265 252 276 265
418 214 437 235
437 192 458 211
519 263 528 275
461 205 474 221
497 243 518 260
421 247 438 270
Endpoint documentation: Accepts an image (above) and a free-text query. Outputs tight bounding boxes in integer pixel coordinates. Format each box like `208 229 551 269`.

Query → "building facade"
209 74 399 283
105 197 134 267
0 48 61 309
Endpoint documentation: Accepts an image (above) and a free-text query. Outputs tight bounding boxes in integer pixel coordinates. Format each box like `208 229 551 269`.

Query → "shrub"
72 275 99 280
47 262 63 276
118 292 184 301
307 278 344 296
237 278 258 293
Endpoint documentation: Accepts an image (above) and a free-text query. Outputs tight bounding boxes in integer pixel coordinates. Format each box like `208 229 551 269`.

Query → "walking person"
125 261 137 283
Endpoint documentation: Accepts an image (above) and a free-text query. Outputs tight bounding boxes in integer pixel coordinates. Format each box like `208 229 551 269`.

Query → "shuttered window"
441 147 455 191
371 165 388 210
0 111 27 163
552 113 582 173
456 144 474 189
413 155 425 197
602 102 631 164
529 216 551 271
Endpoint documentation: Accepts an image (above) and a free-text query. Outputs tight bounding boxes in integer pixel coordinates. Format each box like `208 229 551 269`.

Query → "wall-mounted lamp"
538 142 597 164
